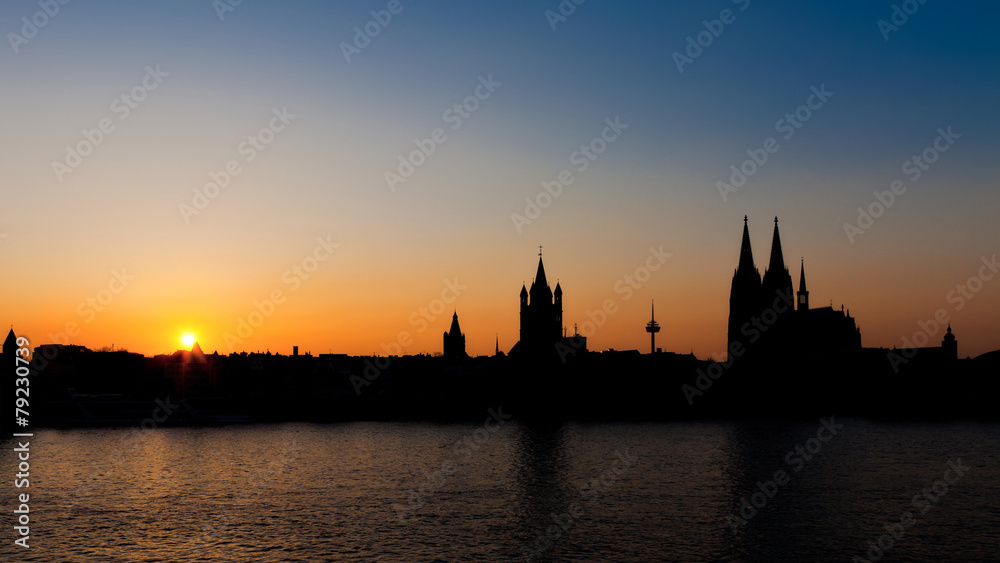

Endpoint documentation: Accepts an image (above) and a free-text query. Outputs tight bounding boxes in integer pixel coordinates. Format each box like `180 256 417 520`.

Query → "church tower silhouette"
2 328 16 431
728 216 762 353
942 324 958 360
797 259 809 312
512 248 563 359
761 217 794 305
443 311 467 359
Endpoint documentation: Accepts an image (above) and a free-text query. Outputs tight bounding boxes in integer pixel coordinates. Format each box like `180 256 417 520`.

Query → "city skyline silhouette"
9 215 996 428
3 2 1000 561
8 214 996 365
2 2 998 362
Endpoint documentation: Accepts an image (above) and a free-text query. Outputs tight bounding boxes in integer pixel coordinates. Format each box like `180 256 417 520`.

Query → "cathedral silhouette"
728 216 861 359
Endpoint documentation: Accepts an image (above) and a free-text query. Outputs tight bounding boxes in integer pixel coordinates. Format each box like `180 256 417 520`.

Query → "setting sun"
182 334 195 348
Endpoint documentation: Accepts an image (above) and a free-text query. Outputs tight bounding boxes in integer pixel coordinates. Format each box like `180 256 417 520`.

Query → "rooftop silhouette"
7 221 1000 427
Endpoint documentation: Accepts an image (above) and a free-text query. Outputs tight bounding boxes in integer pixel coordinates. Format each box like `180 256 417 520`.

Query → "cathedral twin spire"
736 216 793 283
729 216 797 350
733 215 813 318
729 215 862 353
761 216 794 304
737 215 757 276
766 216 787 277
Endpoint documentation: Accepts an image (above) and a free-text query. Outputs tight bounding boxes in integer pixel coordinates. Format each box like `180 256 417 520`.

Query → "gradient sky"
2 0 998 359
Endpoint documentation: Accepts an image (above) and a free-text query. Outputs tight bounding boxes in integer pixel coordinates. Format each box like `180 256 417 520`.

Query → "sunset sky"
2 0 998 359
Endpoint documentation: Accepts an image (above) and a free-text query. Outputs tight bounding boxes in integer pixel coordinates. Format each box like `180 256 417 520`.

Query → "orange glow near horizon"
7 229 1000 361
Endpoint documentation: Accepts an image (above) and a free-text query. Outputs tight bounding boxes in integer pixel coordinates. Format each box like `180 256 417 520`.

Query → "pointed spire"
799 258 807 292
768 216 787 274
737 215 756 273
534 256 548 289
449 311 462 335
554 281 562 297
495 334 499 355
520 283 528 297
3 327 16 352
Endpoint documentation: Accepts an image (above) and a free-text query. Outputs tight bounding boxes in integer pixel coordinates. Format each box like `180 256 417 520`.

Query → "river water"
2 418 998 561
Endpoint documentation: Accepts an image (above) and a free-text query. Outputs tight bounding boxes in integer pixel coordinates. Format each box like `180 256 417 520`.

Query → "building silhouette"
15 219 997 426
886 323 959 365
443 311 468 359
796 258 810 312
3 328 17 430
728 216 764 354
510 252 561 358
3 328 16 356
761 217 794 309
728 216 861 359
942 324 958 360
509 250 587 360
645 301 661 354
162 342 222 396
